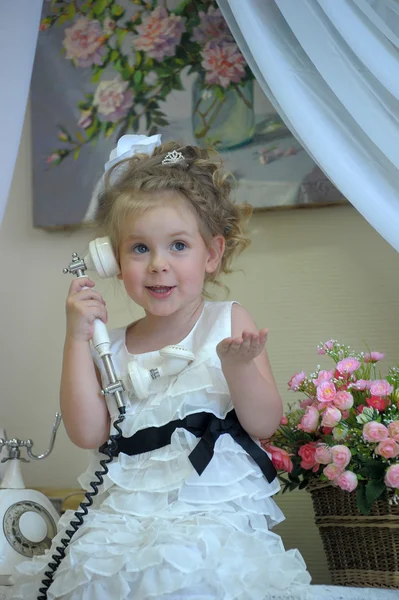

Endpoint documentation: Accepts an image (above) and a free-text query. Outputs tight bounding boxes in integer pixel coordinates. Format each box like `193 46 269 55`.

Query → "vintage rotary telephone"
35 237 194 599
0 414 61 586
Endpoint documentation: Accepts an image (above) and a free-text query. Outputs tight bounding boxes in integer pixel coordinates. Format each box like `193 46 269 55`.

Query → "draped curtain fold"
0 0 42 228
217 0 399 252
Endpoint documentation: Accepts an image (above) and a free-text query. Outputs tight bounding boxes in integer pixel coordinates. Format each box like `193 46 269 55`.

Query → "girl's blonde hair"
96 141 252 289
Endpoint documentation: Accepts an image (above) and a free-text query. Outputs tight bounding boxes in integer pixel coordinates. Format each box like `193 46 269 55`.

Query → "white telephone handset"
77 237 195 402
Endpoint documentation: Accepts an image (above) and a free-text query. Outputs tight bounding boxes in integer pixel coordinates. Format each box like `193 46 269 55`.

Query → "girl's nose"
149 252 169 273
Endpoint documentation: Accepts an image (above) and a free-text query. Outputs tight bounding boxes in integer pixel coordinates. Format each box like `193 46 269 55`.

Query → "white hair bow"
104 134 162 172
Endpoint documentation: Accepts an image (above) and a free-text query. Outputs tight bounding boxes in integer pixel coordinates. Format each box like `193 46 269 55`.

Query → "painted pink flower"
63 17 106 68
321 406 342 428
298 443 318 470
299 406 319 433
369 379 393 397
388 421 399 441
385 464 399 489
364 352 384 363
336 357 360 375
46 152 60 165
265 445 293 473
335 471 358 492
78 109 92 129
330 445 351 469
317 381 337 404
313 370 334 387
288 371 306 391
323 464 344 481
362 421 389 443
133 6 186 61
93 76 133 123
333 391 354 411
317 340 335 355
375 439 399 459
351 379 370 391
315 444 332 465
192 6 233 45
201 42 246 88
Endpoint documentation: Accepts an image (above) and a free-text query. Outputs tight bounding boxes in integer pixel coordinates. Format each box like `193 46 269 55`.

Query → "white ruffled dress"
9 301 312 600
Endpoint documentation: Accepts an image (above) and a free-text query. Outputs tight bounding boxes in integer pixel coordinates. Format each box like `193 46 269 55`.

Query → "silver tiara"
162 150 185 165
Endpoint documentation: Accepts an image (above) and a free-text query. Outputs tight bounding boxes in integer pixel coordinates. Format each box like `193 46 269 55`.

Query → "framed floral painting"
31 0 346 229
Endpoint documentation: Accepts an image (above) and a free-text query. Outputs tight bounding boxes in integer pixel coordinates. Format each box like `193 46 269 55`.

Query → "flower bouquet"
263 340 399 515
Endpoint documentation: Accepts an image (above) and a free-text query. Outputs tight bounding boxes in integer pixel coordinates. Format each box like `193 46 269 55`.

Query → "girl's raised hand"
65 277 108 342
216 329 268 365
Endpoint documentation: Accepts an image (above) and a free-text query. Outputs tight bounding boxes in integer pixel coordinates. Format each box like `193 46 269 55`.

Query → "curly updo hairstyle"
96 141 252 290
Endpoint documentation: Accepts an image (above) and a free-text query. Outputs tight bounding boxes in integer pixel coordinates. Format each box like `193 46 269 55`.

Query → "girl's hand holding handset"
65 277 108 342
216 329 268 366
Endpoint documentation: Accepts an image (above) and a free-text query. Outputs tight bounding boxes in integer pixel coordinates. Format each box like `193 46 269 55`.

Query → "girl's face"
118 196 224 318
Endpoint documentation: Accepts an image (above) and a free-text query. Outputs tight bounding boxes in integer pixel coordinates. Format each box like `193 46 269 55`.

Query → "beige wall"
1 109 399 584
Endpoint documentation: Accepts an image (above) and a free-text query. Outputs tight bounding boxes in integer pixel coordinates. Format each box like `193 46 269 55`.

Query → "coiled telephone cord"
37 410 125 600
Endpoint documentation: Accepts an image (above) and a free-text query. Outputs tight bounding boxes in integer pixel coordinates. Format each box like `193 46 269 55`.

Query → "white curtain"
217 0 399 253
0 0 42 228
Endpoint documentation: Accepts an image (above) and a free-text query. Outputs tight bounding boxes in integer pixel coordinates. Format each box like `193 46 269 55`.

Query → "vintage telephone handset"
38 237 194 599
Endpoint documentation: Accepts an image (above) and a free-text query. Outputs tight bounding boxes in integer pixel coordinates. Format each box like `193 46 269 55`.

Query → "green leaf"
91 69 104 84
116 29 127 45
66 3 76 20
111 4 124 17
73 147 81 160
56 14 68 26
365 479 386 506
110 50 119 63
134 71 143 85
93 0 108 16
356 484 372 515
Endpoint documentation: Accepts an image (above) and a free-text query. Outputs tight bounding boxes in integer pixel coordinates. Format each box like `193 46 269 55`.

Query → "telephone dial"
29 237 194 599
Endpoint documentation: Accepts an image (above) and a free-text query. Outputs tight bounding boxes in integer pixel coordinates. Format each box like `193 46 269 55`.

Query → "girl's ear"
205 235 225 274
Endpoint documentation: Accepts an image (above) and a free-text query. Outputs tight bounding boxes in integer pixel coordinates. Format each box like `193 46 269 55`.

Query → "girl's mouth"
146 286 176 299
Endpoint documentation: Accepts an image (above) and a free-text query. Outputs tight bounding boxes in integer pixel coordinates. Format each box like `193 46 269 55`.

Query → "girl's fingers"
69 277 95 293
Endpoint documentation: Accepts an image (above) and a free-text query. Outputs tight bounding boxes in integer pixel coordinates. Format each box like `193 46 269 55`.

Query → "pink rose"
321 406 342 428
351 379 370 391
63 17 107 68
335 471 358 492
333 391 354 411
288 371 306 391
280 416 288 425
369 380 393 397
298 443 318 470
299 406 319 433
313 370 334 387
364 352 384 363
323 464 344 481
315 444 332 465
336 357 361 375
93 76 134 123
388 421 399 441
317 381 337 403
375 439 399 459
265 445 293 473
330 445 351 468
385 464 399 489
362 421 389 442
299 397 315 409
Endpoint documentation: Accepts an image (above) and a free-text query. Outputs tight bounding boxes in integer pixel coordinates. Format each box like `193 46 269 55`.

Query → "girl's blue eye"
133 244 148 254
172 241 187 251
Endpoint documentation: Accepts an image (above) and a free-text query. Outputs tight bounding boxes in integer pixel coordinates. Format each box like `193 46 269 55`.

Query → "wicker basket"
308 482 399 588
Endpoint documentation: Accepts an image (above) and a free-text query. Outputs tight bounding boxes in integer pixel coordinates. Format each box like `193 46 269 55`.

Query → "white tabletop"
1 585 398 600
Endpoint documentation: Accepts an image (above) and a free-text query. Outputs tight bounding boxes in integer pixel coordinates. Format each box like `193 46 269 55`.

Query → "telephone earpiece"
84 237 120 279
127 346 195 400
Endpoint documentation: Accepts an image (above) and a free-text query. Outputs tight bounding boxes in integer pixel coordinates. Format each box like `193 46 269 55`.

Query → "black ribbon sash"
101 410 277 484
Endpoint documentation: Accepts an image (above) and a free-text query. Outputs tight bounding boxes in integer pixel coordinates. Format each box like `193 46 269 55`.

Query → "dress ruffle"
8 302 312 599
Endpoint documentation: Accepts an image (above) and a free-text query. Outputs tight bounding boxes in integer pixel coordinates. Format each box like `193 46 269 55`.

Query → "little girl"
10 137 312 600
